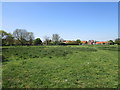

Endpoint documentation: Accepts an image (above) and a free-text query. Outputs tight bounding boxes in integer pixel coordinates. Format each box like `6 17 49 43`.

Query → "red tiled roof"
81 41 87 43
96 42 107 44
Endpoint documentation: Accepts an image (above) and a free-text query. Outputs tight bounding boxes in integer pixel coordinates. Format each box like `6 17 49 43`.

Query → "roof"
96 42 107 44
81 41 87 43
63 40 75 43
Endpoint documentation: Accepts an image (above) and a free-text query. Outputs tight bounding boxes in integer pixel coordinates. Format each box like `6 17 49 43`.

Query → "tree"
26 32 34 45
0 30 8 45
13 29 32 45
14 40 21 45
108 40 114 45
0 30 8 39
33 38 42 45
44 36 50 45
0 30 14 46
52 34 60 45
5 33 14 46
114 38 120 45
76 39 81 45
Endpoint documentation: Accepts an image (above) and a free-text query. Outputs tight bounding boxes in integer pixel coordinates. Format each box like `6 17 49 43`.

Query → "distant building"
88 40 95 45
95 41 108 45
63 40 108 45
81 41 87 45
63 40 75 43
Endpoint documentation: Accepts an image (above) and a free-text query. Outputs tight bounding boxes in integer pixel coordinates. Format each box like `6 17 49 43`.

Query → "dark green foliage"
108 40 114 45
33 38 42 45
114 38 120 45
0 30 14 46
76 39 81 44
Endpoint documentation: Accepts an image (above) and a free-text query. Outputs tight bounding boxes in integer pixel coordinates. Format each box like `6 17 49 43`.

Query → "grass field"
2 45 119 88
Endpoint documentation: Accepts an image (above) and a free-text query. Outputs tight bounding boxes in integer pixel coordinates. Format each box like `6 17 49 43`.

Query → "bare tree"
13 29 28 45
44 36 50 45
52 34 60 45
26 32 34 45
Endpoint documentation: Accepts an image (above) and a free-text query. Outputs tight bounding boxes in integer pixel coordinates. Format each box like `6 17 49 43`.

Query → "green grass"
2 45 119 88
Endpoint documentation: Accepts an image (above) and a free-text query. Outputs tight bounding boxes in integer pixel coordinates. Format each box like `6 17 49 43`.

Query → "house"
63 40 73 43
96 41 108 45
63 40 79 45
81 41 87 45
63 40 108 45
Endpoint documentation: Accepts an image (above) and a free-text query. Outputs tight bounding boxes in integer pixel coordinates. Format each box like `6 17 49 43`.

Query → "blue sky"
2 2 118 41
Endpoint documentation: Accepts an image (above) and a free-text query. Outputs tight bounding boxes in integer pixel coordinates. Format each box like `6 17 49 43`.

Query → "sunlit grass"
2 45 118 88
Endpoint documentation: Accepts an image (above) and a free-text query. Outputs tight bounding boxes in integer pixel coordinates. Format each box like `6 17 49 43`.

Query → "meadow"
2 45 119 88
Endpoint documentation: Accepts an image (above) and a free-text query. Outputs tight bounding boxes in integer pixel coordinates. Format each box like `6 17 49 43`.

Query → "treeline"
0 29 120 46
0 29 66 46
